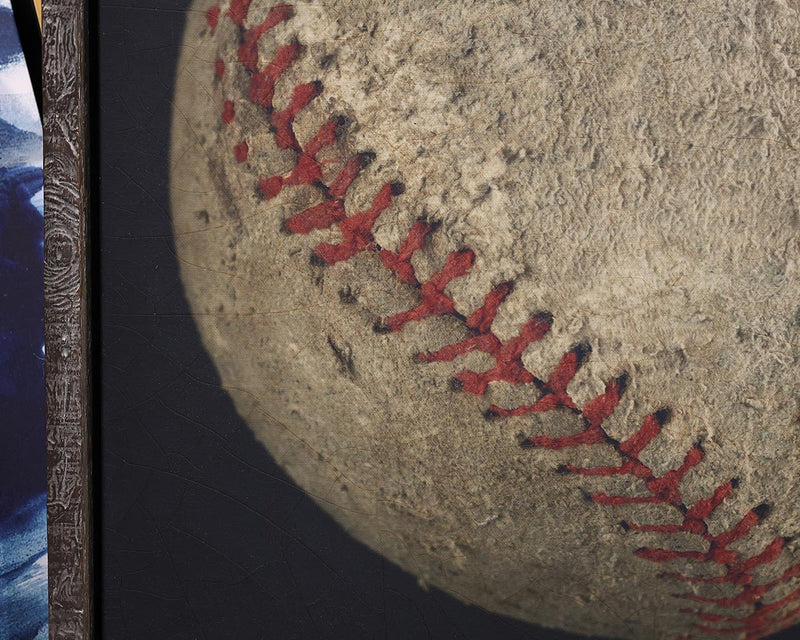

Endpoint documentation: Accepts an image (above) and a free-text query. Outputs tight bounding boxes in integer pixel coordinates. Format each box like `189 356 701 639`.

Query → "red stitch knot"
314 182 399 266
377 248 475 333
454 311 552 396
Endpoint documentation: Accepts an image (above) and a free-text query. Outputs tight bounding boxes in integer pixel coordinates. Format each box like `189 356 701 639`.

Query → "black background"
96 2 797 639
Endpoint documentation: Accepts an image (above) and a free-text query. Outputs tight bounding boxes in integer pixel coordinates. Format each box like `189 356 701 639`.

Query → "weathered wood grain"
42 0 93 638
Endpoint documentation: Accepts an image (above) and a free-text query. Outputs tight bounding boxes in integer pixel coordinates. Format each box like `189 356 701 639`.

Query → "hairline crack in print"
205 2 800 638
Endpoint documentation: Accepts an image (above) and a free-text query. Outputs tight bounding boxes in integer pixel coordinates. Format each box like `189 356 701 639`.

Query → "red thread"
681 584 800 638
313 183 401 265
258 118 341 201
270 81 323 149
249 40 301 108
237 5 293 72
277 151 373 232
234 140 249 163
216 58 226 79
206 6 221 32
488 342 589 416
227 0 253 27
379 220 435 286
448 312 552 395
209 3 800 637
222 99 235 124
411 282 509 363
381 248 474 332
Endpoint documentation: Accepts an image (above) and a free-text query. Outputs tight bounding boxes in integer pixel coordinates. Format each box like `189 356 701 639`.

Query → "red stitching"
227 0 253 28
379 219 436 286
205 6 221 33
221 99 235 124
249 40 302 108
209 4 800 637
234 140 249 163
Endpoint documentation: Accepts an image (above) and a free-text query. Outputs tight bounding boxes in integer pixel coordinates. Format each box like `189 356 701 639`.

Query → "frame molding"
43 0 93 637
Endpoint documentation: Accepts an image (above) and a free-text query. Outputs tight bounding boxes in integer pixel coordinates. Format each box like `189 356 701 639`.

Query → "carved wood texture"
42 0 93 637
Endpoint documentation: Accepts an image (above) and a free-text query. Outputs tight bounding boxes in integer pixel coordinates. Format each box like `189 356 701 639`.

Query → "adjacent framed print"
1 0 46 637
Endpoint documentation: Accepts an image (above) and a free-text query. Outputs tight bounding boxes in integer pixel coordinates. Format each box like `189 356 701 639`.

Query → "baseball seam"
205 2 800 638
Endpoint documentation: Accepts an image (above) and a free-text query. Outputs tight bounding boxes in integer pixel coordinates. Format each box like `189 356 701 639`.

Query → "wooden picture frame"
42 0 93 637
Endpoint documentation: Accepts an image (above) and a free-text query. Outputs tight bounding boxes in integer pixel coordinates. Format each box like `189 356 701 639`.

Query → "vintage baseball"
170 1 800 637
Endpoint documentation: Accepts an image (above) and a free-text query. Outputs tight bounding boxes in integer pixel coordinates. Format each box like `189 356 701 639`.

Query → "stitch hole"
605 372 630 400
572 341 592 367
653 407 673 426
373 319 392 334
449 377 464 392
604 435 620 448
534 310 555 326
518 435 535 449
420 218 442 232
753 503 771 520
318 53 336 70
333 114 351 136
338 286 358 304
358 151 377 169
309 251 328 267
279 218 294 235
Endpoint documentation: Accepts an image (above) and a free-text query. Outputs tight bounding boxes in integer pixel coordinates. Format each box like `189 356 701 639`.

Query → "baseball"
170 1 800 637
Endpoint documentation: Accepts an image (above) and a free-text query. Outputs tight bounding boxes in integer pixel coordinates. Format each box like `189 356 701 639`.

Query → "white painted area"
0 59 41 135
30 186 43 214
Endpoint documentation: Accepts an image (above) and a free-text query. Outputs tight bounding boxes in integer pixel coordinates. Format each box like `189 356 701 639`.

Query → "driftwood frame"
42 0 93 637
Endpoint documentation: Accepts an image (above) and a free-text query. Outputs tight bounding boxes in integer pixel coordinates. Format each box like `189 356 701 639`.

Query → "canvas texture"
171 2 800 637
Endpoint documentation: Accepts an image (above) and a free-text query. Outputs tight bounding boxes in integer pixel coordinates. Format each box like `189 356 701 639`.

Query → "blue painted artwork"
0 1 47 638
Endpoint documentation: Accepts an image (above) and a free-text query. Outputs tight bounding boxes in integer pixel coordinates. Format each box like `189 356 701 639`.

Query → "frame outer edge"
43 0 94 638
